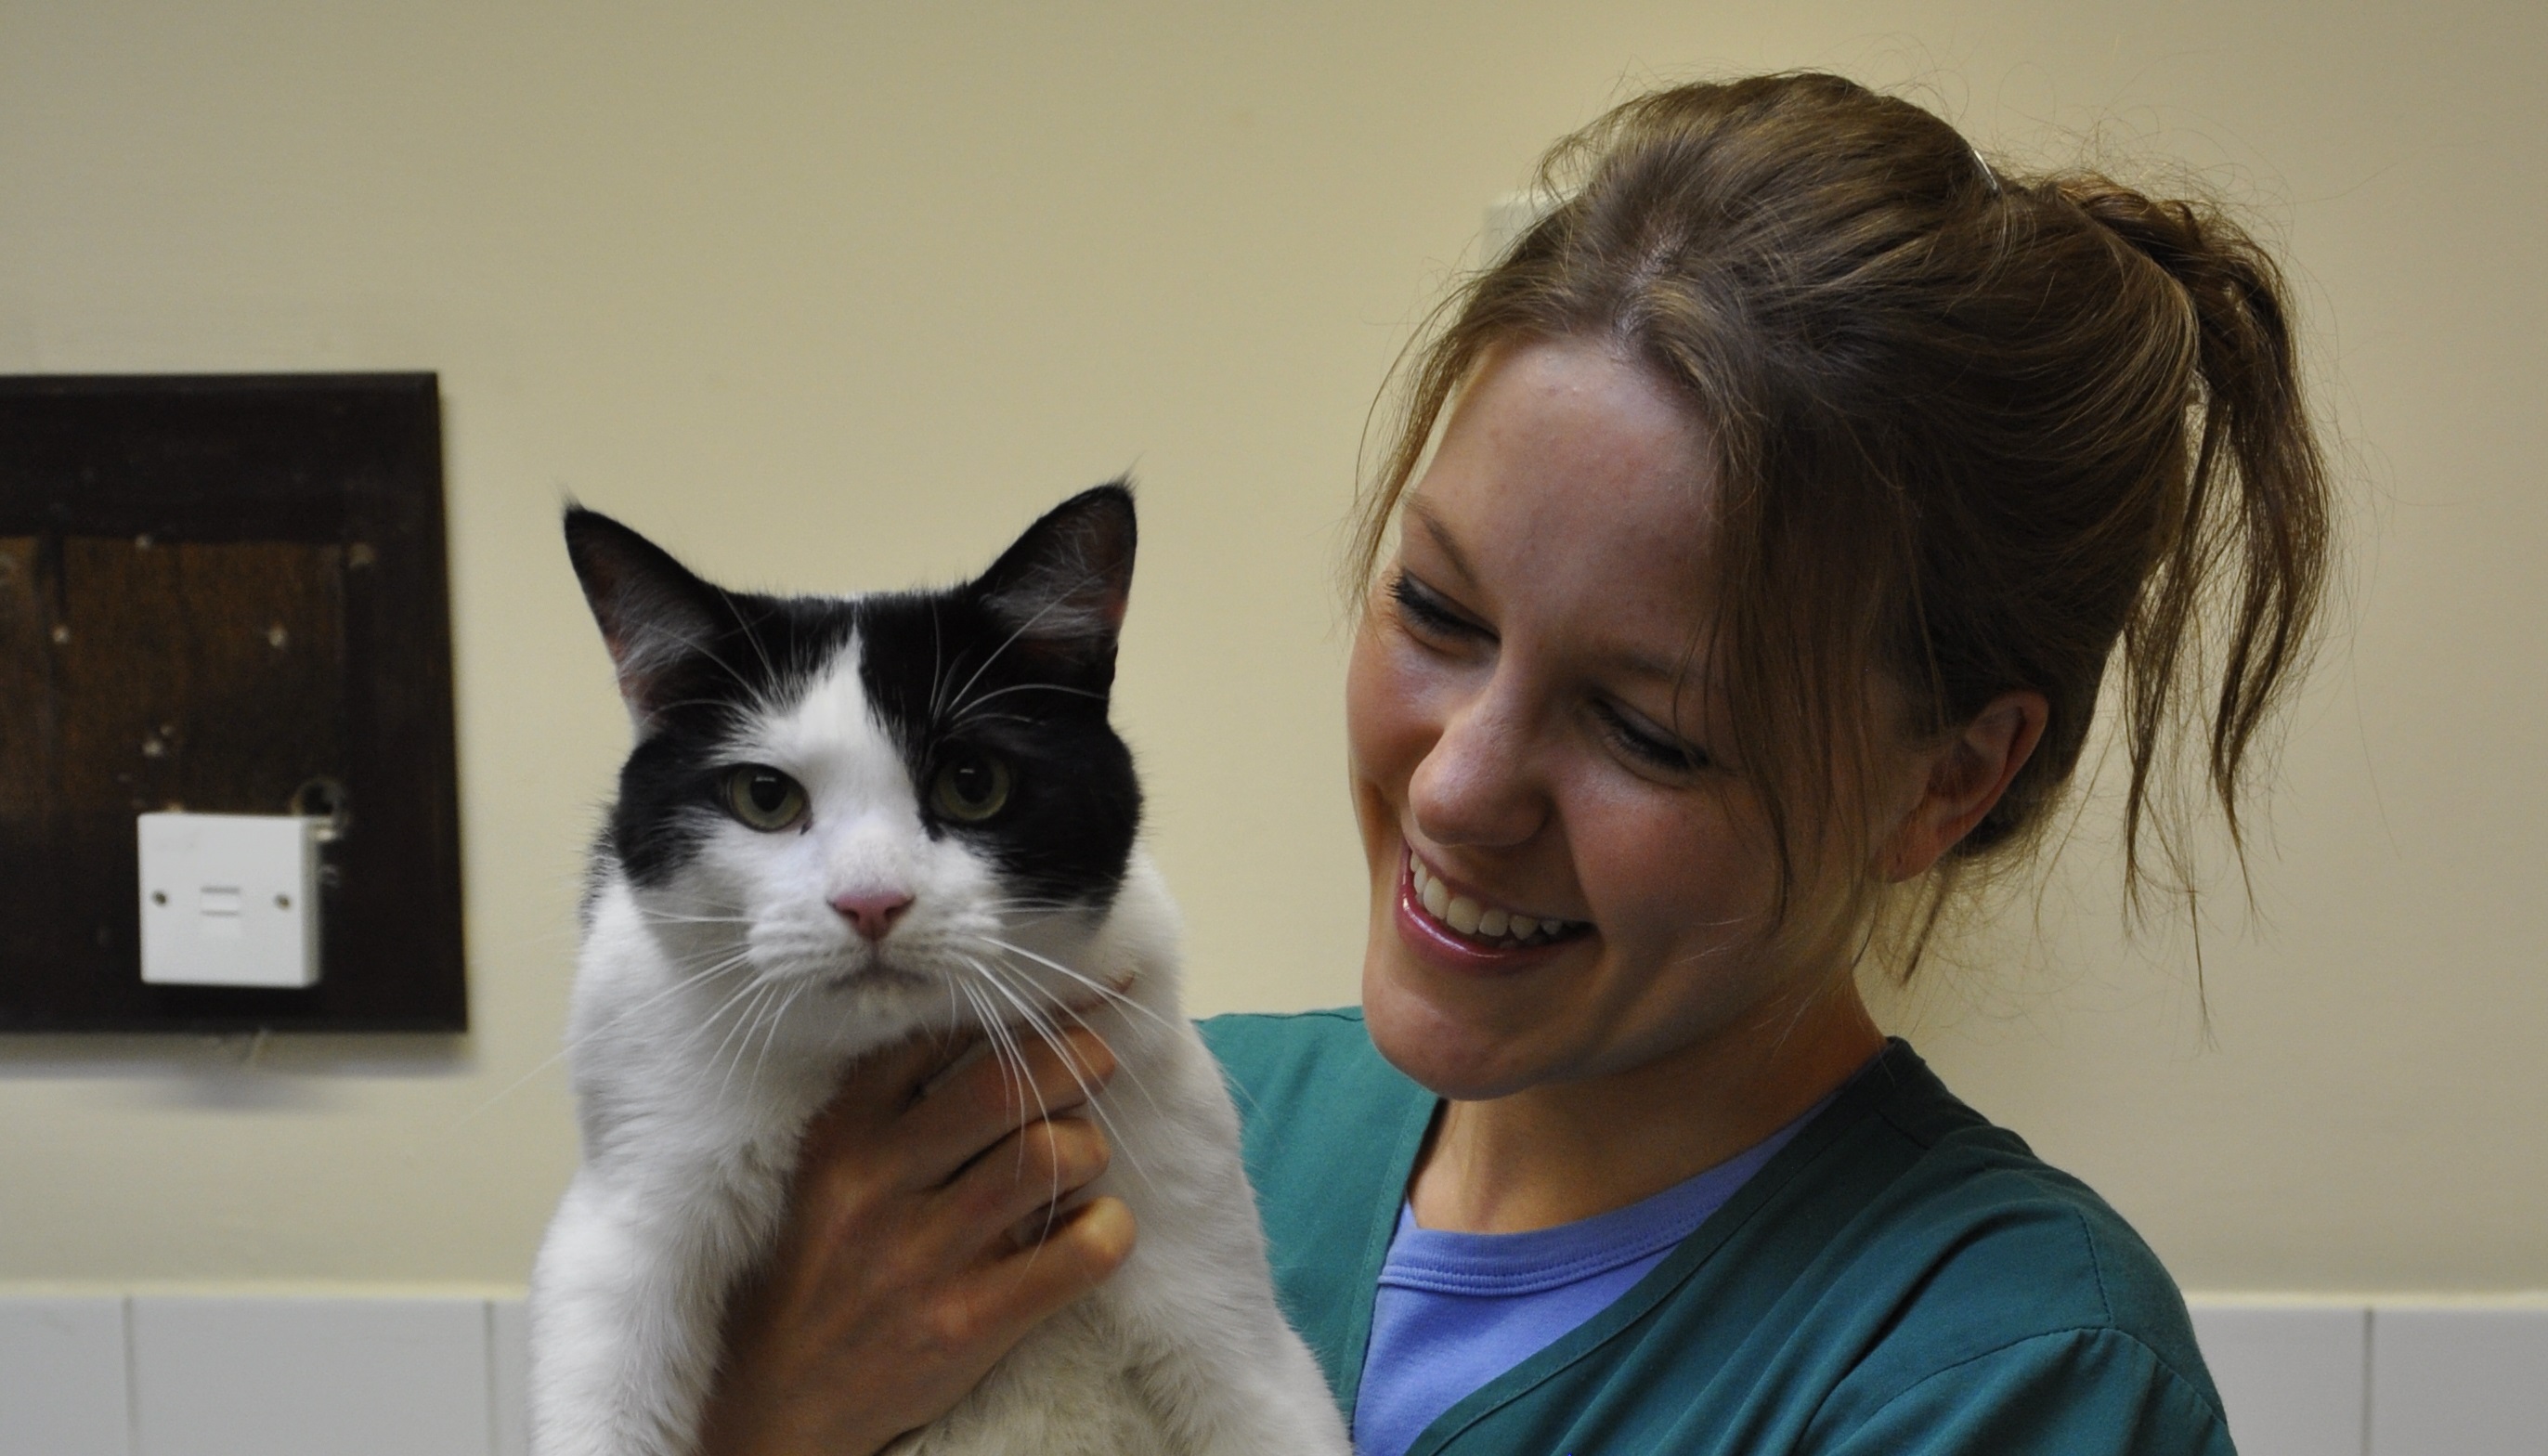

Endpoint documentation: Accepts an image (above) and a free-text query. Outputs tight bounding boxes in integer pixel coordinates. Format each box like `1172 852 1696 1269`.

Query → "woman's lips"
1392 850 1589 973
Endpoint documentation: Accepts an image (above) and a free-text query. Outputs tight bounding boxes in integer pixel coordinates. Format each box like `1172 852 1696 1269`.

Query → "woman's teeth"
1409 852 1580 947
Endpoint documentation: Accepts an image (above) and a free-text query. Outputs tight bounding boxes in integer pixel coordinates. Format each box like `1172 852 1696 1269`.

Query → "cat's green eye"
930 750 1011 823
722 765 809 832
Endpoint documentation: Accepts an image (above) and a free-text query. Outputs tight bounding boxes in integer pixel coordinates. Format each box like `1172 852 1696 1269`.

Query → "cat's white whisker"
723 983 789 1101
965 960 1118 1118
695 974 770 1060
641 626 766 714
927 601 949 725
944 680 1108 733
964 940 1177 1123
981 1000 1052 1172
962 956 1152 1188
952 975 1076 1272
990 997 1074 1201
952 980 1020 1110
448 956 758 1130
957 980 1049 1184
746 983 809 1092
1000 959 1168 1130
937 588 1080 729
969 681 1109 708
647 962 763 1021
630 695 755 718
630 907 754 927
716 592 783 689
712 980 790 1104
1013 971 1170 1125
652 949 764 986
724 982 784 1089
604 952 757 1031
970 900 1086 925
974 934 1180 1038
684 968 786 1070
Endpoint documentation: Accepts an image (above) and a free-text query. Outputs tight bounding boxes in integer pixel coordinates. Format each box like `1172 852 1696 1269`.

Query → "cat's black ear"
971 482 1137 670
563 506 725 727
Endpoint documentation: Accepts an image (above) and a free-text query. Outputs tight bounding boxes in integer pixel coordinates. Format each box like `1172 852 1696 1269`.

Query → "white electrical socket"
136 812 322 988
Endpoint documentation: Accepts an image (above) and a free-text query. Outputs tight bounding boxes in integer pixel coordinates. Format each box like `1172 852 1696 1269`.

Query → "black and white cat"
529 486 1349 1456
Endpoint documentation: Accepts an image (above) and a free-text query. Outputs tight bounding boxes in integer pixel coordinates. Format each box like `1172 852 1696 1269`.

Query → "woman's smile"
1404 847 1586 947
1393 844 1591 974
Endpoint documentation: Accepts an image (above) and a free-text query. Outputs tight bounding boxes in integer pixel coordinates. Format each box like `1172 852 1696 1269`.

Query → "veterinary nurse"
699 72 2331 1454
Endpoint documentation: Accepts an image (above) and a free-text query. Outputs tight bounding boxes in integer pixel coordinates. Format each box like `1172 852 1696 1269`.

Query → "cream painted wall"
0 1 2539 1294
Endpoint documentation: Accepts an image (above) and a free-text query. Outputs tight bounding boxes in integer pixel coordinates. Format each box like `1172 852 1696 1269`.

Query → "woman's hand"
695 1026 1135 1456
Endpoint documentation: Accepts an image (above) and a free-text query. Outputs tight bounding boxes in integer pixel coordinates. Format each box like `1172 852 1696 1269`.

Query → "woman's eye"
722 765 809 831
931 749 1013 823
1389 572 1479 639
1598 705 1708 774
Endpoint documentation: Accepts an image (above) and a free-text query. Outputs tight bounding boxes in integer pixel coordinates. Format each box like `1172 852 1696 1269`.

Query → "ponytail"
2060 180 2333 896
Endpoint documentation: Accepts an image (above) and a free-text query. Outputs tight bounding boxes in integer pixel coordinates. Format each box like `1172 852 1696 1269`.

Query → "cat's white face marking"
750 632 929 913
633 631 1063 1049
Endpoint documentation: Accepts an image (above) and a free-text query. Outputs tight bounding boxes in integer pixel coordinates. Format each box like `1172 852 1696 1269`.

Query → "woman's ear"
1878 690 2049 881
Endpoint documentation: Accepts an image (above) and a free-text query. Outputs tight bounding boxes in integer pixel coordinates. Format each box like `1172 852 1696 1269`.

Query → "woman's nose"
1407 682 1545 850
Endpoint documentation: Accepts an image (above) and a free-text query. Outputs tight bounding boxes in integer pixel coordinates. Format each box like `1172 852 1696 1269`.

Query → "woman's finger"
937 1112 1114 1238
955 1195 1138 1342
800 1027 985 1158
901 1028 1116 1188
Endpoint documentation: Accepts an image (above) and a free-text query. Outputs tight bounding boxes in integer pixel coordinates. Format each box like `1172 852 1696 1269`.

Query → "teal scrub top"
1201 1008 2234 1455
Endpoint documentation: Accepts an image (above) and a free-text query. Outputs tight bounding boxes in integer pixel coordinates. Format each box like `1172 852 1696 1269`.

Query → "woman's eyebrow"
1403 499 1481 589
1607 651 1688 686
1602 624 1720 695
1409 495 1704 688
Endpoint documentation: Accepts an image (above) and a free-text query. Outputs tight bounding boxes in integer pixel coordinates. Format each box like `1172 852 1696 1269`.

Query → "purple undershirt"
1350 1103 1823 1456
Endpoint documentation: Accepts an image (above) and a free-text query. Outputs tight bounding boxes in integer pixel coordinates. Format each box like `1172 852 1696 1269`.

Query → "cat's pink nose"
831 890 914 942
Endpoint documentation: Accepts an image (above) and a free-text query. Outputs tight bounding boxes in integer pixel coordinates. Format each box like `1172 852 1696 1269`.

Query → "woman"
698 72 2329 1454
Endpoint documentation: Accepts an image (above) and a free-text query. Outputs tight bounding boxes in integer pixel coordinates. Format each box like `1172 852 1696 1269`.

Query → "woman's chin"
1360 954 1549 1101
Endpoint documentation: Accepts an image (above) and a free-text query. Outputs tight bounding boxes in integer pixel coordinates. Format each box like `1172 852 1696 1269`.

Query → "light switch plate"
137 813 321 988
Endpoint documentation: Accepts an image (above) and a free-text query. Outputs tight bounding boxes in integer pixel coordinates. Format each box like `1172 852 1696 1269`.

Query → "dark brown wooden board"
0 374 464 1032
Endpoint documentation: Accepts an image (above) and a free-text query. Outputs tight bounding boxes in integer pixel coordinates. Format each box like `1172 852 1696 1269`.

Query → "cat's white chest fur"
530 856 1350 1456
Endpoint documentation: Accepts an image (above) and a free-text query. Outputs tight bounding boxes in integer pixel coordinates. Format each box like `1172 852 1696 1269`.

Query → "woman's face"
1348 338 1863 1102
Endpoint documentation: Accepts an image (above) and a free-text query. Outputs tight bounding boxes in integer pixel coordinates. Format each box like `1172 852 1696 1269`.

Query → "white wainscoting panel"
7 1286 2538 1454
2186 1301 2368 1456
129 1295 491 1456
488 1297 529 1456
0 1295 133 1456
2368 1305 2548 1456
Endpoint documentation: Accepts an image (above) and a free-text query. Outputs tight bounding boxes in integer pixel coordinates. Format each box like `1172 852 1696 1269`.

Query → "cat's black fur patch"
565 487 1143 909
